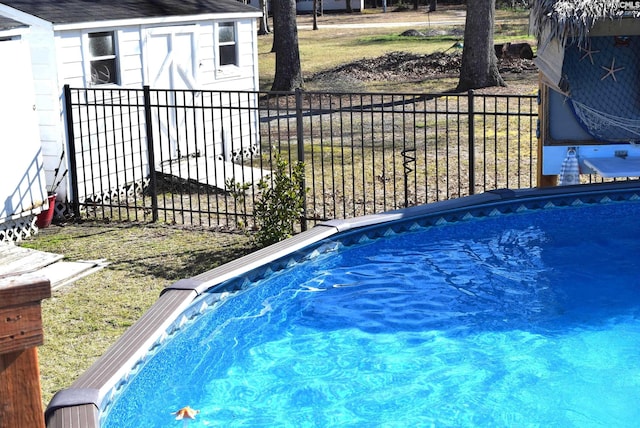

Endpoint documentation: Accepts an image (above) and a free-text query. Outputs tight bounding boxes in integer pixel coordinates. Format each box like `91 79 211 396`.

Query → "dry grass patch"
22 224 255 405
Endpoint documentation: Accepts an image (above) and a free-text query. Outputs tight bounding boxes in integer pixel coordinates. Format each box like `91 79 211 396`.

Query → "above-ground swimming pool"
46 182 640 427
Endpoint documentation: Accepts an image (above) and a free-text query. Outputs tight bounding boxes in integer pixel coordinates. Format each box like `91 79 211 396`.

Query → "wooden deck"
0 243 106 290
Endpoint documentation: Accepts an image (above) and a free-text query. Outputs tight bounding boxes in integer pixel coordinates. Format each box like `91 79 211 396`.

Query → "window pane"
90 58 117 84
218 23 235 43
220 45 236 66
89 32 114 57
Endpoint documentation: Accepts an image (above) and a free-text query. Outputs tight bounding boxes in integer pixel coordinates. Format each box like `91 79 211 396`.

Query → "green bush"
254 153 307 247
225 177 251 231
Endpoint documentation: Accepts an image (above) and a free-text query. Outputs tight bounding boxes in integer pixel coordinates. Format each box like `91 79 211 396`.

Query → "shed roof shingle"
0 0 259 25
0 14 26 30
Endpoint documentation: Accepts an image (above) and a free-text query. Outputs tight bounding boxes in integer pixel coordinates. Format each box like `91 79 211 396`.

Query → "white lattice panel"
79 178 149 206
0 215 39 242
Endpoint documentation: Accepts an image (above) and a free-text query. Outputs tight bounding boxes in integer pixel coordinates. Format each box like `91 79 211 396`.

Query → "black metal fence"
64 85 539 230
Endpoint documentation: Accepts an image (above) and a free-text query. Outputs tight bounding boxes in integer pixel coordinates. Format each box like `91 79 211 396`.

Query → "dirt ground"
298 7 539 94
309 51 538 94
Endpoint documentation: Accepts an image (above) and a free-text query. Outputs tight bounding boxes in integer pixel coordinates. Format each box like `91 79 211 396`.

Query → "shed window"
218 23 237 66
88 31 118 85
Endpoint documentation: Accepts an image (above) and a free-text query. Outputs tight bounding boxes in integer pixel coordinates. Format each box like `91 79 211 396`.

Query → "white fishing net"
571 99 640 141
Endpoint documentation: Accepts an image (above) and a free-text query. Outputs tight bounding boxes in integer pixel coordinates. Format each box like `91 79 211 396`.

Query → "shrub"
254 153 306 247
225 178 251 231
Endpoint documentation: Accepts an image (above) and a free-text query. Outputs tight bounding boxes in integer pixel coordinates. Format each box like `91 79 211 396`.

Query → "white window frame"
85 30 120 86
216 22 238 69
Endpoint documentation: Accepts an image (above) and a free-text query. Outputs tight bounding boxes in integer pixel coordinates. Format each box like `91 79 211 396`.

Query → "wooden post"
537 73 558 188
0 275 51 428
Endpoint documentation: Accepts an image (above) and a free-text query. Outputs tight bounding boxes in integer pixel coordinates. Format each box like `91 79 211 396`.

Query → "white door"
145 27 203 164
0 36 48 221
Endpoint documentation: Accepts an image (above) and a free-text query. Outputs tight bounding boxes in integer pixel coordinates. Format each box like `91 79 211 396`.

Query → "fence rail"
64 85 539 230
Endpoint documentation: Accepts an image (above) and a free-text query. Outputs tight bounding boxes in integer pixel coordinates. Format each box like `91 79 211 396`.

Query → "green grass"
27 224 255 405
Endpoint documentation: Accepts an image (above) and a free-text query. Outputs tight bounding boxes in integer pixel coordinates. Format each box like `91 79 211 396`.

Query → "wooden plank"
0 303 45 353
0 245 105 290
0 348 45 428
0 276 51 307
0 277 50 354
38 260 108 291
0 244 63 278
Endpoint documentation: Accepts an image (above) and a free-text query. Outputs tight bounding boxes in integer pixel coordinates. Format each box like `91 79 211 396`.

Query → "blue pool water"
104 201 640 427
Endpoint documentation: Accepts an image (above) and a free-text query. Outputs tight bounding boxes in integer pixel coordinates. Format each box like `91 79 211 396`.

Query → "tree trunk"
270 0 278 53
456 0 504 91
313 0 319 30
346 0 353 13
429 0 436 12
271 0 304 91
413 0 419 11
258 0 270 35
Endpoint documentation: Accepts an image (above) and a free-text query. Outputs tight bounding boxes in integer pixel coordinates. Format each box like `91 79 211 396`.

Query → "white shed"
0 0 262 222
0 14 48 240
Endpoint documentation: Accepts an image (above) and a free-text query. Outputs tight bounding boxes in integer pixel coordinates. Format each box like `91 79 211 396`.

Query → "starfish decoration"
172 406 200 420
615 36 631 47
579 46 599 64
601 57 624 82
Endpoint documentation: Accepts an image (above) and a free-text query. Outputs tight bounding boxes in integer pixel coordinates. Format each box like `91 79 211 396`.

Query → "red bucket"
36 193 57 228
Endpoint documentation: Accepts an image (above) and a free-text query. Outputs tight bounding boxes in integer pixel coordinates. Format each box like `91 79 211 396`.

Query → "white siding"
54 18 258 97
191 18 259 91
57 28 144 87
197 22 216 86
50 30 84 200
210 18 257 91
195 18 259 158
118 27 143 86
56 31 84 86
27 25 68 200
70 92 149 201
236 18 256 71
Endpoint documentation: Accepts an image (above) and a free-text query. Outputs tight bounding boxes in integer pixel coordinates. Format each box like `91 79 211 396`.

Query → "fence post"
468 89 476 195
143 86 158 222
295 88 308 232
63 85 81 220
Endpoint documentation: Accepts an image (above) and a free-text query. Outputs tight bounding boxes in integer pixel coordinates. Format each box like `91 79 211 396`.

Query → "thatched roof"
531 0 640 46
